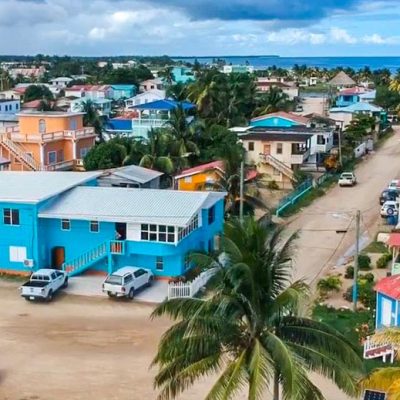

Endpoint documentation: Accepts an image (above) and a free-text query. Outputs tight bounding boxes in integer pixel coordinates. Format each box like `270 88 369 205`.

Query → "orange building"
0 111 96 171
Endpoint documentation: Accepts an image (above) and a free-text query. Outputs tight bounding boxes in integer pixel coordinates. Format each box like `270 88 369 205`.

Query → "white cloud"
363 33 400 44
265 29 326 45
329 27 357 43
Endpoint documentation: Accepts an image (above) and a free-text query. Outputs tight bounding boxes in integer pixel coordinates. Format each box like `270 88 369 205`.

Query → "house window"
4 208 19 225
9 246 27 262
177 214 198 242
90 221 99 233
276 143 283 154
208 206 215 225
57 149 64 162
184 176 192 183
80 147 89 158
48 151 57 165
317 135 326 145
156 256 164 271
248 142 254 151
15 103 19 110
4 105 8 112
70 118 78 130
61 219 71 231
141 224 176 243
39 119 46 134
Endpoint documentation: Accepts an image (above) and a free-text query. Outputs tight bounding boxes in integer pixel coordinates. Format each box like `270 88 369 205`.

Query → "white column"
73 140 77 159
40 143 45 165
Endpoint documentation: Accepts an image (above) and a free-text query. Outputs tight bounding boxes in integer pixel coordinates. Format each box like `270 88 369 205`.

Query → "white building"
125 89 166 108
139 78 164 92
49 77 73 88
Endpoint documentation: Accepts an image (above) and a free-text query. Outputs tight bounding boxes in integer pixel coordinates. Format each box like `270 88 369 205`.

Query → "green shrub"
376 253 392 269
267 180 279 190
317 275 342 297
345 266 354 279
343 281 376 308
360 272 375 283
358 254 371 270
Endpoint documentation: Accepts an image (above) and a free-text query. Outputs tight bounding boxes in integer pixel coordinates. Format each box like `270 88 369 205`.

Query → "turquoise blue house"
111 84 137 100
0 172 225 277
375 275 400 329
172 66 195 84
250 111 310 128
335 88 376 107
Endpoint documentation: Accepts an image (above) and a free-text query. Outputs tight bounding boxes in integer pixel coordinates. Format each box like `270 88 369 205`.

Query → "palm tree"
166 82 189 101
159 66 175 85
165 106 200 172
389 69 400 92
139 128 174 174
152 218 363 400
252 87 292 117
81 100 103 140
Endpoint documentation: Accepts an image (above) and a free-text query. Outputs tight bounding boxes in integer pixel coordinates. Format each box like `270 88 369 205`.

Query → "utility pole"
239 161 244 224
338 125 343 166
352 210 361 311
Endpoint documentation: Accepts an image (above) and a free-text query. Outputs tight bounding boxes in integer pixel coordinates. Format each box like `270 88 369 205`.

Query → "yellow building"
174 161 225 191
0 111 96 171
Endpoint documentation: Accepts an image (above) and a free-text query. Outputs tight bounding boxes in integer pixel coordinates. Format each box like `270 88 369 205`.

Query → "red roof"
251 111 310 126
175 160 257 182
339 87 366 95
375 275 400 300
68 85 111 92
175 161 224 179
22 99 42 109
388 233 400 248
14 87 27 94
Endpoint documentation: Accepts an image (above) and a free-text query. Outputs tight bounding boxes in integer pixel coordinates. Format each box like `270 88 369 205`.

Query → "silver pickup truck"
20 269 68 301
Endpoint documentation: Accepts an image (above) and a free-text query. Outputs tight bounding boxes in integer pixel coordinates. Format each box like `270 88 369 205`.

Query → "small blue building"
0 172 225 277
250 111 309 128
375 275 400 329
172 66 195 84
111 84 137 100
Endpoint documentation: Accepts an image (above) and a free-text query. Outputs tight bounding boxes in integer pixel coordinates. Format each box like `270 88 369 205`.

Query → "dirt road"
1 131 399 400
289 127 400 283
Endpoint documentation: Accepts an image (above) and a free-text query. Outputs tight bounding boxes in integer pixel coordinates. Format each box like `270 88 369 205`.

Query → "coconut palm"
152 218 363 400
159 66 175 85
81 100 103 140
252 87 292 117
165 106 200 172
139 128 174 174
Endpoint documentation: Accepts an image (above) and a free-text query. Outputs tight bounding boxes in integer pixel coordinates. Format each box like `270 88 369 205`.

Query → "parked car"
380 200 399 218
380 189 399 205
20 269 68 301
102 266 154 299
388 179 400 190
338 172 357 187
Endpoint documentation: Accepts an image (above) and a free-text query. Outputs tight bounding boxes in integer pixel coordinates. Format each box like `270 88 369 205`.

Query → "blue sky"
3 0 400 56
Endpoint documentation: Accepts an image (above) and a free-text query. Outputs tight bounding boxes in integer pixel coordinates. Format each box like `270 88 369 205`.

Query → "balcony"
2 127 96 143
131 118 168 138
291 144 310 164
45 159 84 171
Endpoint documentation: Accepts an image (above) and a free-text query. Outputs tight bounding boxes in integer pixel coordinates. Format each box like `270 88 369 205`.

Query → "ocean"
173 56 400 72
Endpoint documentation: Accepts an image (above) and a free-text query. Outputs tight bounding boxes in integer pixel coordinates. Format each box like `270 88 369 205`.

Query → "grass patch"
0 272 28 282
362 241 388 254
313 304 400 372
300 84 329 94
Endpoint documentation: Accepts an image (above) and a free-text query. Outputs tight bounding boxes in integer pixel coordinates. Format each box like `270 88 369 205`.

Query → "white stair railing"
363 336 395 363
0 134 41 171
259 153 294 180
168 268 217 299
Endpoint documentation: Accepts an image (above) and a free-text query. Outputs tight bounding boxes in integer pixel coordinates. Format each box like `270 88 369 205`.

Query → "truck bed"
21 281 49 288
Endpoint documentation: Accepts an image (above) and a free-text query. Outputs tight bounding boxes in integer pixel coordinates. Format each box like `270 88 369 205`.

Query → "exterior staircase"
0 134 42 171
62 240 125 277
259 153 294 180
363 336 396 363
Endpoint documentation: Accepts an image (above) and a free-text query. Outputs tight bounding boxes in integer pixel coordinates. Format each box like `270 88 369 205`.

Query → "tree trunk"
273 372 279 400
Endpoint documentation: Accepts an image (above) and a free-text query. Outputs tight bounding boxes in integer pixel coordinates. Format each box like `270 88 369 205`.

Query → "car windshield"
341 173 353 178
105 275 122 285
31 275 50 281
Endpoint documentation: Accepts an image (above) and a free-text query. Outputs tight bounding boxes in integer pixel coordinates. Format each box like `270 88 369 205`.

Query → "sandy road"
288 127 400 283
1 130 399 400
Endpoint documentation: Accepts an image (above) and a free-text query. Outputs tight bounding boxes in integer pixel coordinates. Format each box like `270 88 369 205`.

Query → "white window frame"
184 176 192 183
47 151 57 165
9 246 27 262
4 208 20 225
156 256 164 271
381 297 393 326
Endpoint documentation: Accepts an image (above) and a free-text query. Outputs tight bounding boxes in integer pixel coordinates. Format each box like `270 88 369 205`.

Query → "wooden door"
52 247 65 269
263 143 271 155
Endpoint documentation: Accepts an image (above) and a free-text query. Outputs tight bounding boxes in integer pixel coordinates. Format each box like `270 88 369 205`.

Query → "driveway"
287 127 400 283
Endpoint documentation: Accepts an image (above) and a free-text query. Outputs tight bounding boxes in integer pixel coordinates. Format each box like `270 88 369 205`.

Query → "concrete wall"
245 139 294 166
376 292 399 329
19 114 84 134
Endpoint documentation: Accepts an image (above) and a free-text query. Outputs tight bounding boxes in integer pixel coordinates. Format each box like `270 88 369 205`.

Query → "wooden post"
352 210 361 311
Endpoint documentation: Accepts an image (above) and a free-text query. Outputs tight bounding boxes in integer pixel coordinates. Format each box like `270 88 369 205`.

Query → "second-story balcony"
0 127 96 143
291 144 310 164
131 117 168 138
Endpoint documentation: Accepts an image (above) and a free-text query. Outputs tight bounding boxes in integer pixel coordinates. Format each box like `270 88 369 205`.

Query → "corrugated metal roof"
375 275 400 300
132 99 195 111
251 111 310 125
111 165 163 183
0 171 102 203
330 102 382 113
39 186 226 226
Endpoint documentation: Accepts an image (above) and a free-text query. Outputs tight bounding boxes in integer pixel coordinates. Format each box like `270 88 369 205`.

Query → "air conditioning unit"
23 259 34 268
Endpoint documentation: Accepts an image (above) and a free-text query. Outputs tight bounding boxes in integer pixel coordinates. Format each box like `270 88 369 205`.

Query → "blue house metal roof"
132 99 195 111
111 84 136 90
330 102 382 113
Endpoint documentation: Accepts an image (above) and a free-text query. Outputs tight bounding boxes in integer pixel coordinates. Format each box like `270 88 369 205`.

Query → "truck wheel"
24 297 31 301
62 278 69 288
107 292 115 298
147 276 154 287
128 288 135 300
47 290 53 302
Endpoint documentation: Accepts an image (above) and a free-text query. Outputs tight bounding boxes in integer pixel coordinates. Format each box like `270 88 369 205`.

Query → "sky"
3 0 400 56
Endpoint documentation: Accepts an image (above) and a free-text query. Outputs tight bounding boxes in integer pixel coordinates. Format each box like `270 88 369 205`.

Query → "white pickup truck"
102 266 154 299
20 269 68 301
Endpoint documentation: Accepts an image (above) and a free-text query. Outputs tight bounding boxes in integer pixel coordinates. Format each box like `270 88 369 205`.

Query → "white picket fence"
168 268 217 299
